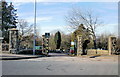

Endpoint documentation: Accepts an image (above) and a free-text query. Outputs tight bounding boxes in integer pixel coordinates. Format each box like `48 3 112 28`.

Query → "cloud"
13 2 23 7
38 24 118 36
37 25 71 35
6 0 29 9
96 24 118 36
6 0 36 3
6 0 119 3
103 3 118 10
24 17 53 23
41 2 57 5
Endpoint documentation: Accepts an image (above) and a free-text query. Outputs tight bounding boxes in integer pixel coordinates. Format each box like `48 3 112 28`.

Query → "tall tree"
17 19 33 36
49 34 56 50
71 24 91 41
1 1 18 42
61 33 71 50
0 1 2 30
17 19 33 49
66 8 103 49
54 31 61 49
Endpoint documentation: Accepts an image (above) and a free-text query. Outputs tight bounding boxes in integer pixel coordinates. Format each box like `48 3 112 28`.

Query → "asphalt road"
2 53 118 75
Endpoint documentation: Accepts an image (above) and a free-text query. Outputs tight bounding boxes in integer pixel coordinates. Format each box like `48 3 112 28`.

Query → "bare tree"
17 19 33 36
17 19 33 49
66 8 103 49
49 33 56 50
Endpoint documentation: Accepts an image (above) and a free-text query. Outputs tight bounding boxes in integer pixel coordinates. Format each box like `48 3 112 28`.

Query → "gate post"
9 28 19 54
0 38 3 52
42 33 50 56
108 36 117 55
0 30 3 52
108 36 111 55
77 35 82 56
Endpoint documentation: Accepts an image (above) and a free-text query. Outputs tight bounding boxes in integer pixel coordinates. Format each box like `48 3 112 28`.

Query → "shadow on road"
48 53 69 57
89 55 101 58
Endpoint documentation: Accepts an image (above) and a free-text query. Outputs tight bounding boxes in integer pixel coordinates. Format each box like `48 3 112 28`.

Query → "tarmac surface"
0 53 119 75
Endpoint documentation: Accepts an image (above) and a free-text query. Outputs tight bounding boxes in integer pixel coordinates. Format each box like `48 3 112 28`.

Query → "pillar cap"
8 28 18 31
0 37 3 39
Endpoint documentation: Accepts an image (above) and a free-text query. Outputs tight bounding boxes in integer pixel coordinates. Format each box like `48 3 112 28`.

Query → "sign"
35 46 42 50
70 47 74 50
71 41 74 45
45 33 50 38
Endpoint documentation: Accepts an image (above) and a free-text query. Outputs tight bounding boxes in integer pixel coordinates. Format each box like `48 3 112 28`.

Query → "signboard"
35 46 42 50
45 33 50 38
70 47 74 50
71 41 74 45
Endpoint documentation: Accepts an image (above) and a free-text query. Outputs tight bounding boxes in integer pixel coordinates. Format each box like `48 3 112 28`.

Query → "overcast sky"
6 0 118 36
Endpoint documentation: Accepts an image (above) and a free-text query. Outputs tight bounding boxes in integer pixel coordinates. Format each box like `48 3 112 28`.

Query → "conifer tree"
1 1 18 42
54 31 61 49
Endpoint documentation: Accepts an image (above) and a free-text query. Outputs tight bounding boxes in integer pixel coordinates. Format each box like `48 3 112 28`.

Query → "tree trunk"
93 35 97 54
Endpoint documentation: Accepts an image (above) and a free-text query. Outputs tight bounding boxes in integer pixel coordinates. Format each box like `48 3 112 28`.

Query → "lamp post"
33 0 37 55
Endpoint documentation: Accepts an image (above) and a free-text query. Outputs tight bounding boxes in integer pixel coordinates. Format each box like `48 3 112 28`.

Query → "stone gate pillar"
42 35 45 54
108 36 116 55
77 35 82 56
42 33 50 56
9 28 19 54
0 30 3 52
0 38 2 52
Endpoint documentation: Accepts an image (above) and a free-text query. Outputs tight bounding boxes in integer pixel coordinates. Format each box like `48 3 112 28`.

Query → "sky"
6 0 118 37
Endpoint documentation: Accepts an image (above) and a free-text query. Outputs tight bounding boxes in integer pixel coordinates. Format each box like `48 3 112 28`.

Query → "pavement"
0 53 44 60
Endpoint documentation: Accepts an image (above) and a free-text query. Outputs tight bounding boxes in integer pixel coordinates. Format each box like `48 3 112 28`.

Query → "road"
2 53 118 75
